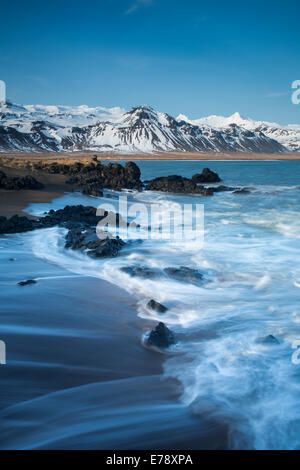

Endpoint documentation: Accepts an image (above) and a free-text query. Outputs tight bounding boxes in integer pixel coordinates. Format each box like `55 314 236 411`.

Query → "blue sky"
1 0 300 124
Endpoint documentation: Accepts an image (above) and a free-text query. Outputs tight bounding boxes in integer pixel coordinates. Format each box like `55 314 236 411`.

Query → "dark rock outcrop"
65 227 125 258
146 175 213 195
81 181 103 197
43 205 101 227
29 160 142 193
0 204 126 235
0 205 127 258
0 170 44 190
145 167 222 195
191 168 221 183
0 215 37 234
49 206 127 257
94 161 142 191
211 185 236 193
18 279 36 286
147 299 168 313
147 322 175 348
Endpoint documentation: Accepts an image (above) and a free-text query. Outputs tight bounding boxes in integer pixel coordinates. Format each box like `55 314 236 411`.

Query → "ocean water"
1 160 300 449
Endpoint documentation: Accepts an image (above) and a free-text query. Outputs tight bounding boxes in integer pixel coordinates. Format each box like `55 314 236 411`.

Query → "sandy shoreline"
0 165 70 217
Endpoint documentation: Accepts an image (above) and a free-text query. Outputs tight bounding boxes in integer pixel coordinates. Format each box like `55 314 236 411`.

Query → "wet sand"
0 231 227 449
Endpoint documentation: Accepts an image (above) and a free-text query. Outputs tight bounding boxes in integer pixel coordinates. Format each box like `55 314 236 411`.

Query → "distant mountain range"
0 101 299 153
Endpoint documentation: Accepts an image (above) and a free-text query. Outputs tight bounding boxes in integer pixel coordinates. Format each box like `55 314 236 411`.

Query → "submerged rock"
121 265 161 279
121 264 204 285
191 168 221 183
258 334 280 345
147 322 175 348
233 187 255 195
164 266 203 284
147 299 168 313
18 279 37 286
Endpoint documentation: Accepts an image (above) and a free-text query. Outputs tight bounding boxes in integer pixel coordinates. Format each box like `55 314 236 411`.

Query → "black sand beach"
0 230 226 449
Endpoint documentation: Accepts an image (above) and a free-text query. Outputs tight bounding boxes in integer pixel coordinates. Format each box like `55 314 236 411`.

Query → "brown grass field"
0 150 300 164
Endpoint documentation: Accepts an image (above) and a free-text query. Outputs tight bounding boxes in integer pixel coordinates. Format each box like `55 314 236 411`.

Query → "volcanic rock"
147 299 168 313
147 322 175 348
191 168 221 183
146 175 213 195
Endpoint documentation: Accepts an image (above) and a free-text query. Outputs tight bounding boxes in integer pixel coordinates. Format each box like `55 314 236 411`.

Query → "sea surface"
1 160 300 449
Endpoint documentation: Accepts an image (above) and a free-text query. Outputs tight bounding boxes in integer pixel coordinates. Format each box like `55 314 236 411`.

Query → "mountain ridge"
178 111 300 152
0 101 297 153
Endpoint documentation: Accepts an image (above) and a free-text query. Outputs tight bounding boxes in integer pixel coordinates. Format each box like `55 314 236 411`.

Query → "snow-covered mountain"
0 101 296 153
178 112 300 152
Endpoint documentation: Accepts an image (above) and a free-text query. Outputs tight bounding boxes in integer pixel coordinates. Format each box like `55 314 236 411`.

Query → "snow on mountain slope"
0 101 124 129
178 112 300 151
0 101 292 153
177 111 252 128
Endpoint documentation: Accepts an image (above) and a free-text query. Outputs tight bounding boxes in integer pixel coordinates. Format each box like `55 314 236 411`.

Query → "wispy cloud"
125 0 153 15
266 91 289 98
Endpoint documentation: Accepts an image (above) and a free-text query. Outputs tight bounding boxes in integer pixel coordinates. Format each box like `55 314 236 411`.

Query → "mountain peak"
230 111 243 119
126 105 155 115
122 105 158 125
177 113 189 122
228 112 248 123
